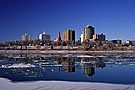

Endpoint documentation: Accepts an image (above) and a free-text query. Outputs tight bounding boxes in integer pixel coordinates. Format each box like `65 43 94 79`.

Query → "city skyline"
1 0 135 42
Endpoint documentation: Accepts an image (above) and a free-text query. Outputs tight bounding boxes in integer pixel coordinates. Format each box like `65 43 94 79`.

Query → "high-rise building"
63 29 75 41
39 31 51 41
22 34 31 41
93 33 105 41
84 25 95 40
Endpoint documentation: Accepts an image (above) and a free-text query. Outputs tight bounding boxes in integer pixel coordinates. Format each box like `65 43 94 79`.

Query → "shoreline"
0 50 135 54
0 78 135 90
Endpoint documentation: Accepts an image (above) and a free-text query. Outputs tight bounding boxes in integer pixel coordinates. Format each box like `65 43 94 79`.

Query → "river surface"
0 52 135 84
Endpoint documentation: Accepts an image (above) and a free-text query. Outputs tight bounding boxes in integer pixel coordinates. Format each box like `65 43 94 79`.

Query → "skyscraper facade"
22 34 31 41
63 29 75 41
84 25 95 41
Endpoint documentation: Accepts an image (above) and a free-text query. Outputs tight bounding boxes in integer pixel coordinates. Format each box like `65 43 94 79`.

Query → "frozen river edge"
1 50 135 54
1 78 135 90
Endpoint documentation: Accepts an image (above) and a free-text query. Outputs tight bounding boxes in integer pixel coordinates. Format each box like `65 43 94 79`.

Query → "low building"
80 34 84 43
124 40 132 46
93 33 105 41
108 40 122 44
39 31 51 41
22 34 31 41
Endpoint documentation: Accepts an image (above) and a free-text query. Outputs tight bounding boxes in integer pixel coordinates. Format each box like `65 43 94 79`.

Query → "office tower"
63 29 75 41
84 25 95 40
93 33 105 41
22 34 31 41
57 30 62 41
39 31 51 41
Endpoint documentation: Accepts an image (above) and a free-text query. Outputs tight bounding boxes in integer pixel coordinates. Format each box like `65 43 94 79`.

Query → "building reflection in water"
93 62 106 69
81 57 106 77
55 57 62 72
62 57 75 73
84 64 95 77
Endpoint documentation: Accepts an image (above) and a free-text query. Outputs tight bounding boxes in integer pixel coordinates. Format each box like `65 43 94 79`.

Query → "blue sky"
0 0 135 42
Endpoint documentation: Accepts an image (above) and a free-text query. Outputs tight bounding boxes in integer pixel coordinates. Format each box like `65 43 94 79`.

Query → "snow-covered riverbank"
0 78 135 90
1 50 135 54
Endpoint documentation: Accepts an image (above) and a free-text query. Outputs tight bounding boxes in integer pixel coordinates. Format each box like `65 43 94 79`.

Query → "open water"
0 52 135 84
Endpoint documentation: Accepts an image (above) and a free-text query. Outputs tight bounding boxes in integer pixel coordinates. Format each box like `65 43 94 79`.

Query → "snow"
0 78 135 90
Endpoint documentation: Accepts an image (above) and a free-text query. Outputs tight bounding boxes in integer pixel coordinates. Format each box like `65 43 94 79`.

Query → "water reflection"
0 53 135 84
62 57 75 73
84 64 95 77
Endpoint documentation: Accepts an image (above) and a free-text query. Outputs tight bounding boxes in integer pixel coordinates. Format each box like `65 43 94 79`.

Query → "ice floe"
1 63 35 68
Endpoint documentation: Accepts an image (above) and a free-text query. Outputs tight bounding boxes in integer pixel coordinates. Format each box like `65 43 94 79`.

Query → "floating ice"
1 63 35 68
